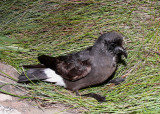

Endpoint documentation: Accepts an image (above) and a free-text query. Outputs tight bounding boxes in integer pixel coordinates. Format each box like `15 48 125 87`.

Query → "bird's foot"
75 90 106 103
75 90 80 96
108 77 126 85
82 93 106 103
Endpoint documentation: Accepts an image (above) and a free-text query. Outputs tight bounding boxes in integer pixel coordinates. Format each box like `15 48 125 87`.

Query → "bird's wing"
38 54 92 81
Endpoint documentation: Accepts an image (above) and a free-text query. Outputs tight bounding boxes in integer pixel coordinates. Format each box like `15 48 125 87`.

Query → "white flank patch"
113 56 116 62
112 56 117 67
43 68 66 88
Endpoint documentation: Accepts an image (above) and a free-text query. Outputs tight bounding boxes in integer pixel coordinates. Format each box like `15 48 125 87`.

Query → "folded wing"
38 54 91 81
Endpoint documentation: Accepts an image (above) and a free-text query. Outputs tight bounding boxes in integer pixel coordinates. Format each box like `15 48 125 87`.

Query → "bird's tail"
18 68 48 83
18 68 66 87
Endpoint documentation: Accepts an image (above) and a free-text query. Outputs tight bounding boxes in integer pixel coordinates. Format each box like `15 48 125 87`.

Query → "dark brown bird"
18 32 127 102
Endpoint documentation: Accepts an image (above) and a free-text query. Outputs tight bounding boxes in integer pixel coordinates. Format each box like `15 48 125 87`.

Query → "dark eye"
111 43 117 48
108 43 117 50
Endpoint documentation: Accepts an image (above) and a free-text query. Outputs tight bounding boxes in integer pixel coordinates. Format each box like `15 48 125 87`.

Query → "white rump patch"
43 68 66 88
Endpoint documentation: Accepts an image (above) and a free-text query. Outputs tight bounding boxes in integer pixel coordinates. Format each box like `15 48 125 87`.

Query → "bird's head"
94 32 127 58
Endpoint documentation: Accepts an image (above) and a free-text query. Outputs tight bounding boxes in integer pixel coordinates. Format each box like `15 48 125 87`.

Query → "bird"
18 32 127 102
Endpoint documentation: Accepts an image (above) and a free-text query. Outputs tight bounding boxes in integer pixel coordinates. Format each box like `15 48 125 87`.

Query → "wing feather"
38 53 91 81
57 59 91 81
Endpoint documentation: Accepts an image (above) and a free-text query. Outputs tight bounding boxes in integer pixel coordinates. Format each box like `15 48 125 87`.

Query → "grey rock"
0 104 21 114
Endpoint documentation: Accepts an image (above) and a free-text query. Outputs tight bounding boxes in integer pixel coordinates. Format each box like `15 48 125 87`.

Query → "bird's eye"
107 43 117 51
111 43 117 48
104 40 117 50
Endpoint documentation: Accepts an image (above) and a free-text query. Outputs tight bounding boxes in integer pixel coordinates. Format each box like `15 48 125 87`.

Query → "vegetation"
0 0 159 113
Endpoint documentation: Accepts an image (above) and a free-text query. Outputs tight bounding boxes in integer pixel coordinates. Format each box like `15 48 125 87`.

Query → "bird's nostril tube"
114 46 127 58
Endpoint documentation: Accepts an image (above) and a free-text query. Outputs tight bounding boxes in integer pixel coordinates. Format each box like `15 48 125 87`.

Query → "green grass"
0 0 160 113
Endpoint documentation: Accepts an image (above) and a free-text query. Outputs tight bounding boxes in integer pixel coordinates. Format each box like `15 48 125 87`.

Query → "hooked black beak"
114 46 127 58
122 48 127 58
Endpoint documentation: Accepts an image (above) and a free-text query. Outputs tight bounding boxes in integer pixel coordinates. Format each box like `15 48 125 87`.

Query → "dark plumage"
18 32 127 102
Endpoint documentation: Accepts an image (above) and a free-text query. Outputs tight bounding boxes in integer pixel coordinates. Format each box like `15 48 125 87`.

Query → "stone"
0 104 21 114
0 94 12 101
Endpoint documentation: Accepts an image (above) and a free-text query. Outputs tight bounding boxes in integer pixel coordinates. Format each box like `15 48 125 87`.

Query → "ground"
0 0 160 113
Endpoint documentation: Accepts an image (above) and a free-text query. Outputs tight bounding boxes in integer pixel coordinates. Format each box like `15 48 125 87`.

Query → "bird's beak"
115 46 127 58
121 47 127 58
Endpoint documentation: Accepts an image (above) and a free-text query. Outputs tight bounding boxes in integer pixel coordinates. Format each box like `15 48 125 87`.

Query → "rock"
0 62 25 96
0 99 75 114
0 62 19 82
0 94 12 101
0 104 21 114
